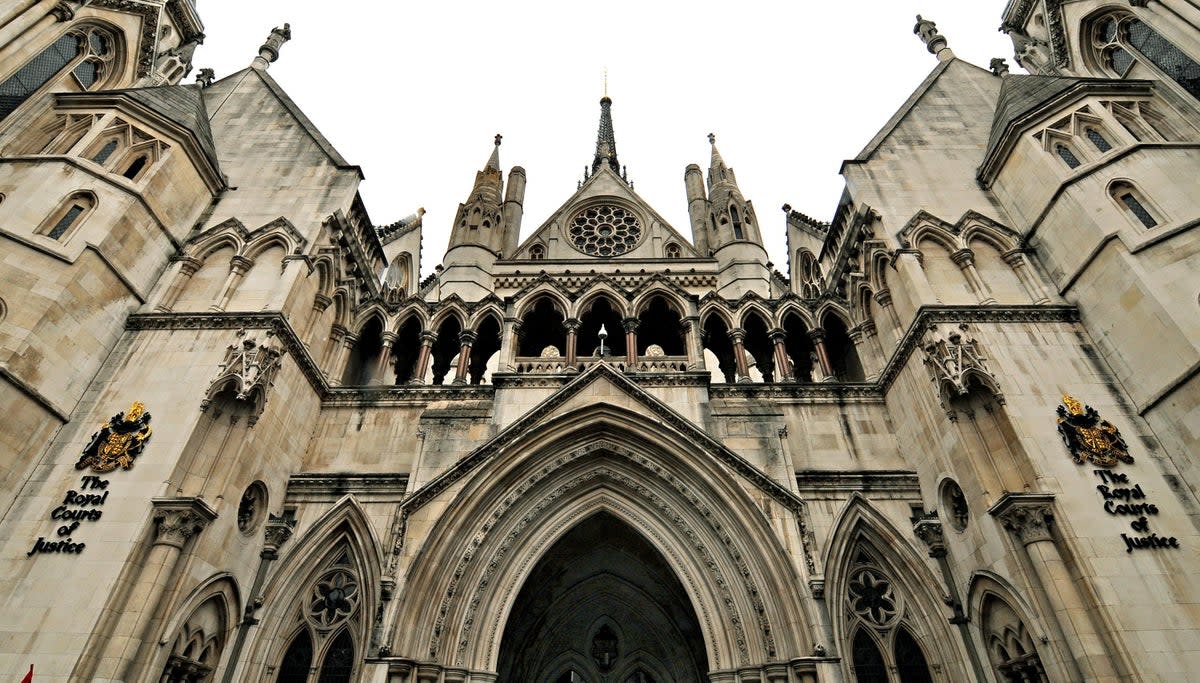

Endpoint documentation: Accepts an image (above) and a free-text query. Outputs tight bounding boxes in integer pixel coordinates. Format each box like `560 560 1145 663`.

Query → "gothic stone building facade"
0 1 1198 682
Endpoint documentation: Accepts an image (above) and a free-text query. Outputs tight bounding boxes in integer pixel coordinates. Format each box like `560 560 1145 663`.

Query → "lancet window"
843 546 936 683
271 546 364 683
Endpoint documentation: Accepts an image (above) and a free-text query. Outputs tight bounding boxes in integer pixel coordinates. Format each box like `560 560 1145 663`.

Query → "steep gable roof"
117 84 218 170
399 362 805 515
203 67 362 176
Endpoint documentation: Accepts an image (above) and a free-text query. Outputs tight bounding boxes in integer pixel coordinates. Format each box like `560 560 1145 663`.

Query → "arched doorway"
496 512 706 682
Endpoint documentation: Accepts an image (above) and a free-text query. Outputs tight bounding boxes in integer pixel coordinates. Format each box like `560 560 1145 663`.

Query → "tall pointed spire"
486 133 502 171
707 132 736 189
591 94 620 176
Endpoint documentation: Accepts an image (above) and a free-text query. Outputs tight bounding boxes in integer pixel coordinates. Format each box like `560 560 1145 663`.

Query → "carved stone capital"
312 293 333 312
949 248 975 268
727 327 747 344
419 330 438 345
563 318 581 332
913 514 947 558
229 254 254 274
458 329 478 346
806 328 826 343
379 331 398 347
768 327 787 343
990 493 1056 546
261 512 296 559
151 498 217 549
50 2 74 21
873 288 893 307
175 256 203 275
622 317 640 333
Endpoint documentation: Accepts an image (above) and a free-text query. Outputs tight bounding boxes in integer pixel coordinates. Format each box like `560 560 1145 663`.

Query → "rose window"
306 567 359 628
848 567 899 626
568 204 642 256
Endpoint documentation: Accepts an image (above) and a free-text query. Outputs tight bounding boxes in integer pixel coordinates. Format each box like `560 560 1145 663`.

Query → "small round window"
940 479 969 532
237 481 268 534
567 204 643 257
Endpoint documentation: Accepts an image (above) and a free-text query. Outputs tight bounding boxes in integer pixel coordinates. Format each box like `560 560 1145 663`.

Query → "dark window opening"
1086 127 1112 152
316 630 354 683
517 298 567 358
1120 192 1158 227
636 297 685 356
578 298 625 358
122 154 147 179
702 316 736 383
469 316 502 384
894 628 935 683
275 630 313 683
851 629 887 683
430 317 463 385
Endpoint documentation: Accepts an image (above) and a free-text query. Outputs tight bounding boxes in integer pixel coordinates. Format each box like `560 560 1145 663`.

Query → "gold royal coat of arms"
75 401 153 473
1055 394 1132 468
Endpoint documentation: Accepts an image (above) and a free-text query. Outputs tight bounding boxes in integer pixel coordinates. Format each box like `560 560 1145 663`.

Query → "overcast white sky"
192 2 1016 274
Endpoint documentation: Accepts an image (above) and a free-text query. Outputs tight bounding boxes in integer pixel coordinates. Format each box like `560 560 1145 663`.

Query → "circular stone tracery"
568 204 643 256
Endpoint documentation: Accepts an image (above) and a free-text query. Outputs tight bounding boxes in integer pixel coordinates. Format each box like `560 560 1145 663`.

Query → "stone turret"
438 135 510 300
251 23 291 70
704 134 770 297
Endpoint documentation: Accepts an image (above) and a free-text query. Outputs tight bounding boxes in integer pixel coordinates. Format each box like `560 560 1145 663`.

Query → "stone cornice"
285 472 409 499
322 385 495 406
710 383 882 402
794 470 922 496
875 305 1079 392
127 311 329 396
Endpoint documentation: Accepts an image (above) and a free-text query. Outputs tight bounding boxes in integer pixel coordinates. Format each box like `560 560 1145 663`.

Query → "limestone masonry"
0 1 1198 682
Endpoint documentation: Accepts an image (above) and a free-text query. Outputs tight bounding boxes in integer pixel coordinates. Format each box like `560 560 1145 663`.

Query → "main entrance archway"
496 512 706 682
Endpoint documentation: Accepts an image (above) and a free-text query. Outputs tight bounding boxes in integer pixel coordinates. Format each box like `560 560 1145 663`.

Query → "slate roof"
982 74 1085 166
108 84 220 175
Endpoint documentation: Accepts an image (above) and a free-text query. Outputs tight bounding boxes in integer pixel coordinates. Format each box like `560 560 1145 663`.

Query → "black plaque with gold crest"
1056 394 1132 468
75 401 153 473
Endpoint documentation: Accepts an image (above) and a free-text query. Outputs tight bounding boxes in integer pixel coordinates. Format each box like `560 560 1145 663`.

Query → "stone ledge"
285 472 410 500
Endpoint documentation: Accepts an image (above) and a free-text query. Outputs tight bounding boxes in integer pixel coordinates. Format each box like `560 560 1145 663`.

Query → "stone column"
682 316 704 370
155 256 202 311
211 255 253 311
808 328 834 381
874 288 904 342
103 498 217 681
373 331 397 385
849 324 880 381
893 248 938 303
727 328 751 382
452 329 477 385
305 293 333 339
769 328 793 381
1003 249 1051 304
500 317 521 372
950 248 997 305
564 319 580 368
329 331 355 386
623 317 640 367
763 663 789 683
991 493 1118 682
411 331 437 384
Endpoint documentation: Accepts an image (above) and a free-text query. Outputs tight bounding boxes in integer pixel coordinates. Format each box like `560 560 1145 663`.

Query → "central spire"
591 94 621 176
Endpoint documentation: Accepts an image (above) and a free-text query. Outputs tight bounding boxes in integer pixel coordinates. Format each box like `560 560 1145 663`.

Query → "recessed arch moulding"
387 414 820 680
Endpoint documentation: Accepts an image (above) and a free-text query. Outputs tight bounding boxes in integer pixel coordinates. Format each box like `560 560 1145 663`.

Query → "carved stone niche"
201 329 286 425
920 323 1003 419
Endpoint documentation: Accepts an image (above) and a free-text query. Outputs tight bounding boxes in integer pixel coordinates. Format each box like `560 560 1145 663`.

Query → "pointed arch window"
0 25 117 121
842 545 939 683
529 244 546 260
730 206 744 239
40 191 95 241
276 630 313 683
1092 14 1200 100
664 243 681 259
1109 180 1160 228
122 153 148 180
1055 143 1081 168
316 630 355 683
91 138 119 164
1085 127 1112 152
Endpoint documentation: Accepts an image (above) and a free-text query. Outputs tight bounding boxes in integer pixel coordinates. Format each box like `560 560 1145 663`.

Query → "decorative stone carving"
195 68 215 88
50 2 74 22
921 323 1002 418
201 329 286 425
913 15 948 55
151 498 217 549
75 401 153 473
991 494 1055 546
848 566 901 627
989 58 1010 77
913 513 946 558
262 512 296 559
